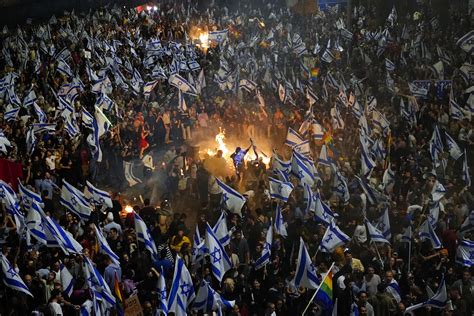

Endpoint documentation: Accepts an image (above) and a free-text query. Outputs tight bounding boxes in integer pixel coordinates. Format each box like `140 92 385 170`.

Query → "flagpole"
371 240 384 269
407 239 412 274
301 262 335 316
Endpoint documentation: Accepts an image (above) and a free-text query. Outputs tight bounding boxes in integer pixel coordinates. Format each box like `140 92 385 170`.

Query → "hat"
344 248 351 254
107 212 114 221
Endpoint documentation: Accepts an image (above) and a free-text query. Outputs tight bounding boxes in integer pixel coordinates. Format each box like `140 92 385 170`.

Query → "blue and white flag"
85 181 113 208
169 74 198 96
360 139 375 178
444 132 462 160
460 211 474 235
0 180 21 222
268 177 294 202
4 107 20 122
191 224 205 263
216 178 246 217
208 29 228 43
144 80 158 97
60 263 74 297
419 220 442 249
318 144 332 166
32 123 56 134
255 219 273 270
456 30 474 54
0 130 10 154
381 164 395 193
157 268 168 315
205 223 232 282
374 208 391 239
274 205 288 238
239 79 257 92
194 281 235 315
94 105 112 137
285 128 304 147
385 58 395 72
294 140 311 156
291 150 316 187
33 102 47 123
65 119 79 138
430 180 446 203
25 201 48 245
134 212 159 260
314 192 335 225
167 255 195 316
57 59 73 77
408 82 428 98
449 96 465 120
304 183 316 215
386 280 401 303
23 90 37 107
312 121 325 140
130 69 144 94
94 224 120 266
60 180 92 221
356 176 380 205
83 257 115 306
321 47 334 64
293 237 319 289
95 93 114 112
332 165 350 203
455 239 474 267
0 254 33 296
463 150 471 187
81 108 94 130
330 106 344 130
213 212 233 247
401 226 412 243
319 221 350 253
365 219 390 243
272 150 292 177
178 90 187 112
19 181 44 209
405 276 447 314
45 216 83 254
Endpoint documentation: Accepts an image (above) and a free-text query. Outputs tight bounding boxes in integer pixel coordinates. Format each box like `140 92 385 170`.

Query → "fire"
198 32 209 51
203 129 271 167
188 26 209 52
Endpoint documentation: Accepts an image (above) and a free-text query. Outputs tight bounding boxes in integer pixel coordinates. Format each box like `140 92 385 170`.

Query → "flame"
124 205 134 214
203 129 270 167
198 32 209 51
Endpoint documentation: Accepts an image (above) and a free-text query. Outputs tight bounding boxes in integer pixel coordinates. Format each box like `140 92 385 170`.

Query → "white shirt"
49 301 63 316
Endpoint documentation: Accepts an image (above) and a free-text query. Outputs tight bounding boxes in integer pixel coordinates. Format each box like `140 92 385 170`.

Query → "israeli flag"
314 192 335 225
374 208 391 239
7 88 21 107
463 150 471 187
456 30 474 54
255 219 273 270
32 123 56 134
194 281 235 314
0 130 10 154
319 220 350 253
285 128 304 147
81 108 94 130
272 150 292 177
269 177 294 202
385 58 395 72
65 119 79 138
444 132 462 160
419 220 442 249
239 79 257 92
321 47 334 64
60 180 92 221
408 82 428 98
405 276 448 314
381 164 395 193
151 63 168 80
205 223 232 282
25 202 48 245
306 87 318 106
94 224 120 266
83 257 115 306
216 178 246 216
95 93 114 112
293 237 319 289
312 121 325 140
460 210 474 235
4 107 20 122
191 224 205 263
60 263 74 297
401 226 412 243
45 217 83 254
167 255 195 316
144 80 158 97
134 212 159 260
291 150 316 187
0 180 21 220
32 102 47 123
455 239 474 267
213 212 233 247
386 280 401 303
365 219 390 243
0 254 33 296
208 29 228 43
169 74 198 96
19 181 44 209
157 267 168 315
430 180 446 203
85 181 113 208
330 106 344 130
304 183 315 215
332 165 350 203
57 59 73 77
318 144 332 166
23 90 37 107
449 96 465 120
274 205 288 238
94 105 112 137
360 139 375 178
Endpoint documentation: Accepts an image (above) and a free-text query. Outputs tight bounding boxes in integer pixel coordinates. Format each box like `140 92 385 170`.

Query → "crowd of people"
0 0 473 315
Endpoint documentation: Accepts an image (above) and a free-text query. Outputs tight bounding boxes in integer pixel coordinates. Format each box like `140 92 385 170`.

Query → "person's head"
24 274 33 286
109 227 118 239
385 271 394 283
367 266 375 276
344 248 352 261
142 301 152 314
216 150 223 158
252 279 260 289
50 289 62 301
359 305 368 315
462 270 471 282
358 291 369 304
265 302 275 315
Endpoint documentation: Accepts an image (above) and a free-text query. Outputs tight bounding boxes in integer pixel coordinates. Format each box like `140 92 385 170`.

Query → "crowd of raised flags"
0 0 472 315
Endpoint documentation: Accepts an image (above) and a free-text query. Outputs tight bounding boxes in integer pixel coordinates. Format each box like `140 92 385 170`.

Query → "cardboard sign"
124 294 143 316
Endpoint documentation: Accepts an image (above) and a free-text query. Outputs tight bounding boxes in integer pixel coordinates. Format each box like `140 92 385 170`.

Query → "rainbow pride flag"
315 269 333 310
310 67 320 81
